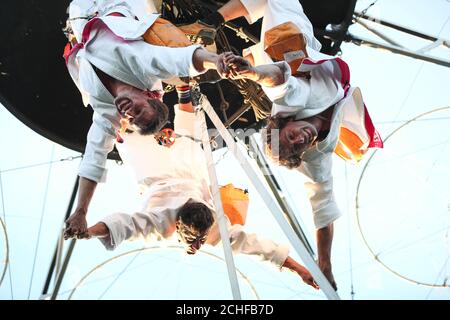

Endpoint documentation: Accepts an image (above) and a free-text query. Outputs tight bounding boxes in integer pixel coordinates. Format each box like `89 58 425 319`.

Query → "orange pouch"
264 21 309 76
143 17 192 47
220 184 249 226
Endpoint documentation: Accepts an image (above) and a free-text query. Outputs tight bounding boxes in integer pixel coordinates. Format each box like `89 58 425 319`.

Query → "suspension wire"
0 173 13 299
0 155 82 174
214 148 229 166
27 145 55 299
272 165 311 237
354 0 381 21
389 16 449 133
151 247 296 297
68 246 259 300
374 116 450 124
424 129 450 183
378 225 450 259
389 63 425 133
425 254 450 299
344 164 355 300
366 138 450 170
373 112 450 258
98 251 142 299
365 135 450 254
356 106 450 287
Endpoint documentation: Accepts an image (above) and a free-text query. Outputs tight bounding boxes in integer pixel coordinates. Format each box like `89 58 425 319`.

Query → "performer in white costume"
77 85 319 290
63 0 227 241
183 0 384 290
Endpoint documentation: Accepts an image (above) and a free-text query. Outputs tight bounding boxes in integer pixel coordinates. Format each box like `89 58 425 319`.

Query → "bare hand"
296 267 320 290
283 256 320 290
216 53 231 78
64 208 90 240
220 52 257 80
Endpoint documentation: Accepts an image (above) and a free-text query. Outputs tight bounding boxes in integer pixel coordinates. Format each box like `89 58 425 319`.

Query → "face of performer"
176 221 209 255
114 90 157 129
279 120 318 150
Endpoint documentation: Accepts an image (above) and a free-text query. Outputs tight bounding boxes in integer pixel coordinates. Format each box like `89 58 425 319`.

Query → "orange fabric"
334 127 367 163
220 184 249 226
143 17 192 48
263 21 310 77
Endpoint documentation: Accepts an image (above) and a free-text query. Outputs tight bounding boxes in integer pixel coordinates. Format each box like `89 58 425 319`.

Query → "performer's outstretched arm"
219 52 286 87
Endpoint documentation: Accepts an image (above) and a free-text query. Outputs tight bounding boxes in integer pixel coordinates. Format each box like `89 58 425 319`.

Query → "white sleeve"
240 0 267 24
206 221 289 269
261 62 310 118
134 42 205 80
85 27 205 89
229 224 290 268
173 105 202 139
98 210 160 250
78 113 115 183
297 153 341 229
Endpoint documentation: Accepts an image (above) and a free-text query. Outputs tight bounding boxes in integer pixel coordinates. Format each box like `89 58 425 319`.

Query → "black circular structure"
0 0 356 159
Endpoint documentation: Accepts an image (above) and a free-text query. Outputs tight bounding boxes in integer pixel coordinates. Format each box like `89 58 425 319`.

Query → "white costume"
65 0 203 183
240 0 382 228
99 106 289 268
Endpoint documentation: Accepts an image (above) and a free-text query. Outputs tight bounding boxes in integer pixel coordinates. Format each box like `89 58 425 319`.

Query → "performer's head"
263 116 318 169
114 89 169 135
176 201 215 255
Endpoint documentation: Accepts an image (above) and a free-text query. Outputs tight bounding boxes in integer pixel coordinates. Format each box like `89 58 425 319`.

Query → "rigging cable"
356 106 450 287
345 164 356 300
389 16 449 133
98 251 142 299
68 246 259 300
425 253 450 299
0 155 82 174
27 145 55 299
354 0 381 22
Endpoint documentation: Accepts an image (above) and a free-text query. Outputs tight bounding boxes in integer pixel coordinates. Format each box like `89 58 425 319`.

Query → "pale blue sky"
1 0 449 300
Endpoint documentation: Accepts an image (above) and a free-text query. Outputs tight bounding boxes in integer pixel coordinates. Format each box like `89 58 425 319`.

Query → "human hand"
216 52 231 78
64 208 90 240
283 256 319 290
295 266 319 290
220 52 257 81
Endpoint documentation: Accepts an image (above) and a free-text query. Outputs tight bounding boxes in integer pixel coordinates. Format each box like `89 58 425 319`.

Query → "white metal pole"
197 106 242 300
200 95 340 300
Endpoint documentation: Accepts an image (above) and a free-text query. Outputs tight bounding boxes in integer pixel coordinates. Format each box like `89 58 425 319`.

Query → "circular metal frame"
67 245 260 300
0 217 9 288
355 106 450 287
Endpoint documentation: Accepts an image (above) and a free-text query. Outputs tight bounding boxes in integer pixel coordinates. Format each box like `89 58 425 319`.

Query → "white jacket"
99 106 289 268
66 0 202 182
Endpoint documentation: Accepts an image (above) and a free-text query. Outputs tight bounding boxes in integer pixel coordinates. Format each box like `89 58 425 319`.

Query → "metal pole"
201 95 340 300
355 19 404 48
355 12 450 46
50 239 77 300
197 104 242 300
42 175 79 296
248 136 316 258
347 33 450 68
